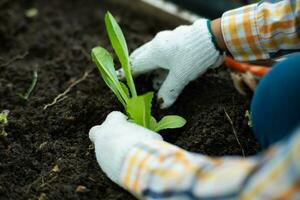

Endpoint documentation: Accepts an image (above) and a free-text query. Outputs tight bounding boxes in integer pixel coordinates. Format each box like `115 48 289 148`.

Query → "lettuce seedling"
0 110 9 137
91 12 186 132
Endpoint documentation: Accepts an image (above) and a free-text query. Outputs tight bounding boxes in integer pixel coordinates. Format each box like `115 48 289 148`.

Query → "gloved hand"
117 19 223 108
89 111 163 186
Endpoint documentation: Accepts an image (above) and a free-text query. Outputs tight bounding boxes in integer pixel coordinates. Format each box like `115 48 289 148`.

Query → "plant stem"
126 62 137 97
19 69 38 101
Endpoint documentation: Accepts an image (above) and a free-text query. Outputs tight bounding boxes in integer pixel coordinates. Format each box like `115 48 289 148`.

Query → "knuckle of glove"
173 24 191 35
106 111 127 123
89 125 105 143
151 32 180 69
89 111 127 143
154 30 172 41
153 31 174 52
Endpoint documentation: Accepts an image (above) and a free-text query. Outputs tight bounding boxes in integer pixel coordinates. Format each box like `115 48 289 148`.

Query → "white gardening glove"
118 19 223 108
89 111 163 186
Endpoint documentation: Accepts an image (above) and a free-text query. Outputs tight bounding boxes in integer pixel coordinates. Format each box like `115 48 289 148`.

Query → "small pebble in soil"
88 144 94 150
38 193 47 200
64 116 75 121
51 164 60 173
38 141 48 151
25 8 38 18
76 185 89 193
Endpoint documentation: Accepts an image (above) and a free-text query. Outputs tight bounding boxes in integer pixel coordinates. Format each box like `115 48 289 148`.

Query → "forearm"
120 128 300 199
120 140 256 198
210 0 300 61
211 18 228 52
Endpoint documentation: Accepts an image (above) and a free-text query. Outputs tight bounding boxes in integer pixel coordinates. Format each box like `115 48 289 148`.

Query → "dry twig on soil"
43 71 91 110
223 108 246 157
0 51 28 68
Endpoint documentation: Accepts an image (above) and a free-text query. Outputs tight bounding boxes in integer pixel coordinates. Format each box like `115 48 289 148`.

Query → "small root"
223 108 246 157
0 51 28 68
43 70 91 110
80 48 90 60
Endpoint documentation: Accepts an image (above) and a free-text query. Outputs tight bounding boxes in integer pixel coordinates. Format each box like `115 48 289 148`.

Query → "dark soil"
0 0 260 199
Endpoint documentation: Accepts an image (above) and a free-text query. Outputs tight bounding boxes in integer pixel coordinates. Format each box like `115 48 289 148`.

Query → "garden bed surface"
0 0 260 199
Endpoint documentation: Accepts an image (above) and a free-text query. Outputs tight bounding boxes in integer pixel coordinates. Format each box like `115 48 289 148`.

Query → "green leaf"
91 46 129 106
120 82 130 97
105 12 137 97
105 12 129 65
0 111 8 125
126 92 154 129
91 12 188 133
149 116 158 131
155 115 186 132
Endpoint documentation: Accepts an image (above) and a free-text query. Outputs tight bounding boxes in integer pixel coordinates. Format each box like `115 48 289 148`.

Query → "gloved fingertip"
129 42 153 66
106 111 127 122
129 50 143 67
129 49 139 59
89 125 102 143
157 96 172 109
159 101 172 109
129 53 142 70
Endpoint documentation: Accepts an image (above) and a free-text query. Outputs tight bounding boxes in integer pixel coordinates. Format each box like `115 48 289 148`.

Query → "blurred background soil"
0 0 260 199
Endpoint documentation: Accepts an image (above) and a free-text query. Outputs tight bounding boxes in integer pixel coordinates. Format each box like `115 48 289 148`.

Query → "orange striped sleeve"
221 0 300 61
120 127 300 199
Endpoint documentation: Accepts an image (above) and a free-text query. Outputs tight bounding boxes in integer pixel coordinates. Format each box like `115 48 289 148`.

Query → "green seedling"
91 12 186 132
0 110 9 137
245 110 253 127
25 8 38 18
18 70 38 101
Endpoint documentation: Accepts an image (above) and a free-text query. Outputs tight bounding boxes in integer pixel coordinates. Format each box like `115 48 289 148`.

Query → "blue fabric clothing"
251 54 300 148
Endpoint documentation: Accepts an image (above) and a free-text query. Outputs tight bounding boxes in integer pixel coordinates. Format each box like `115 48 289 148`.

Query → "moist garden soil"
0 0 260 199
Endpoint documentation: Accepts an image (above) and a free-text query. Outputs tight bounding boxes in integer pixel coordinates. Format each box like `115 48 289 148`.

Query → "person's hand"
230 72 259 95
89 111 163 186
117 19 223 108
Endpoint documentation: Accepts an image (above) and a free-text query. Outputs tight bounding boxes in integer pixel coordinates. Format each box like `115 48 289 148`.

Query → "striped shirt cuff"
221 3 269 61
